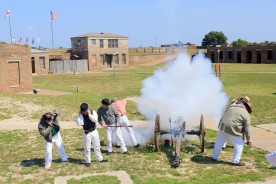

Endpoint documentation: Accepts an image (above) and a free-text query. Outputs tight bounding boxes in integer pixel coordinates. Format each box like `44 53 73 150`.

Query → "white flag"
37 37 40 45
5 9 11 18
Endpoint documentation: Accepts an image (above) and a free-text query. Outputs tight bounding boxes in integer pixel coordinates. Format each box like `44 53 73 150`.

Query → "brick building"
31 49 49 74
207 45 276 64
71 32 129 70
0 44 32 93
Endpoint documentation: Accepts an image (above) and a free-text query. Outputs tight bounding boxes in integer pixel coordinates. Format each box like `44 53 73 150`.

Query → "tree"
201 31 227 47
231 39 249 46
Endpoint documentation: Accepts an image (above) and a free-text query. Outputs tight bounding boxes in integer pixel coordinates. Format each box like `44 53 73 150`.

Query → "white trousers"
106 126 127 152
45 132 68 167
116 115 138 146
212 130 244 164
83 129 103 163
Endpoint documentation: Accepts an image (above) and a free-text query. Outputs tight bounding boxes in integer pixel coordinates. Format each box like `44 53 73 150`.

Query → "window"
91 39 96 45
39 56 45 69
227 51 232 60
100 39 104 48
114 54 119 64
77 39 81 46
108 39 118 48
267 50 273 60
100 54 104 65
122 54 126 64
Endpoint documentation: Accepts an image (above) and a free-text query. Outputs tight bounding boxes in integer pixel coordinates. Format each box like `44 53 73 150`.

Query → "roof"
31 49 48 54
71 32 128 39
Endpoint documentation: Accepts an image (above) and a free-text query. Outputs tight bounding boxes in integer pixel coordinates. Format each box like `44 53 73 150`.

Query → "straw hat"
240 96 252 114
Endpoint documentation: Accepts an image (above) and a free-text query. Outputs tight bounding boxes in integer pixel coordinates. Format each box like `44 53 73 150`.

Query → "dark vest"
82 113 96 131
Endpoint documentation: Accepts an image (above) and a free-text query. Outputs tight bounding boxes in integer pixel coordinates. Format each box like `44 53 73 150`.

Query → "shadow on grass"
272 93 276 95
20 158 44 167
190 155 231 165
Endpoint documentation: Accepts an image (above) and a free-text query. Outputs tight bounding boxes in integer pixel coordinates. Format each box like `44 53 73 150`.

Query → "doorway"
246 51 252 63
257 51 262 63
237 51 241 63
31 57 35 73
211 51 215 63
106 54 113 68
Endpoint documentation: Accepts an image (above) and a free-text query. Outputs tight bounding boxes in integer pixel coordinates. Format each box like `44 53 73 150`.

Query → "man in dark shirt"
76 103 107 167
98 98 130 155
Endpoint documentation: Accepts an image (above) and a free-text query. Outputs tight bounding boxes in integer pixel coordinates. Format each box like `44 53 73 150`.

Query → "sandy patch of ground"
19 89 72 95
54 170 133 184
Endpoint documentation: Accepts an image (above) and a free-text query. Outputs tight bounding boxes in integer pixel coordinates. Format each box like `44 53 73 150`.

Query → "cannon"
154 114 206 168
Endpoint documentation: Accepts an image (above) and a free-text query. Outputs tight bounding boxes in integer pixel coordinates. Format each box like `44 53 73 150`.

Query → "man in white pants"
212 96 252 166
111 97 140 148
76 103 108 167
38 110 68 169
97 98 130 155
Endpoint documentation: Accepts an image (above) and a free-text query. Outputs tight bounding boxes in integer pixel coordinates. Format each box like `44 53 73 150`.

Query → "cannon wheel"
199 114 205 152
154 114 161 152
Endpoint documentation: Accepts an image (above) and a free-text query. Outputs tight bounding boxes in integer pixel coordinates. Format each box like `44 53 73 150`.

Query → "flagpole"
50 11 54 49
8 16 12 44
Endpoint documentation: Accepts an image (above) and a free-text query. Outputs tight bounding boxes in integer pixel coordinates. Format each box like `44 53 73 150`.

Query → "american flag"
50 11 57 20
5 8 11 18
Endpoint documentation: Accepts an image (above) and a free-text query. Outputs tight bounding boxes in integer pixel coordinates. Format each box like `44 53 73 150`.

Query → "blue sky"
1 0 275 48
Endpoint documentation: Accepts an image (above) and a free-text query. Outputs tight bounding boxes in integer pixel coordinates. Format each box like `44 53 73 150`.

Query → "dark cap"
42 112 53 121
80 103 89 112
101 98 111 105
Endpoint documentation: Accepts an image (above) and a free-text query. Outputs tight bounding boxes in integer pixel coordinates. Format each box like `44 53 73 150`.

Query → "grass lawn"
0 63 275 183
0 129 275 183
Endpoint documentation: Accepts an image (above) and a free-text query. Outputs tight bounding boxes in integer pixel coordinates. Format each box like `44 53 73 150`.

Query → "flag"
26 38 28 44
19 37 22 43
50 11 57 20
12 37 15 43
5 8 11 18
32 38 34 44
37 37 40 45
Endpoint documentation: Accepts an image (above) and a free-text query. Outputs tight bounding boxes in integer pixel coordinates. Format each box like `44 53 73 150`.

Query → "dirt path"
54 171 133 184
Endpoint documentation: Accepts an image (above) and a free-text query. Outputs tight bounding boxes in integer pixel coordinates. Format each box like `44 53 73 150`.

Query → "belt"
84 129 95 134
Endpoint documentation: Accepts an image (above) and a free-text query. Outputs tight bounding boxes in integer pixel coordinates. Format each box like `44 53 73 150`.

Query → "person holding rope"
76 103 108 167
97 98 130 155
111 97 140 148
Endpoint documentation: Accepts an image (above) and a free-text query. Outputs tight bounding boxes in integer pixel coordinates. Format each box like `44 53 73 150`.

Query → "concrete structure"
0 44 32 93
31 49 49 74
207 45 276 64
71 32 129 70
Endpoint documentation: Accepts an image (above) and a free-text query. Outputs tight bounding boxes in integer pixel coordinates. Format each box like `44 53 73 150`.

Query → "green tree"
201 31 227 47
231 39 249 46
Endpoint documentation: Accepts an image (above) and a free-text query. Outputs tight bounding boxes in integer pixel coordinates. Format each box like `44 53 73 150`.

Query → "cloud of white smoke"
136 53 228 131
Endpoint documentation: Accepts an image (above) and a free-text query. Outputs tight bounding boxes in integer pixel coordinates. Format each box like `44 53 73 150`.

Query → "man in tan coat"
212 96 252 166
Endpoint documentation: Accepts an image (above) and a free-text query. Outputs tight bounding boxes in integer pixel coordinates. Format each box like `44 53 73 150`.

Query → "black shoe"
123 151 131 155
114 145 120 148
100 159 108 162
106 151 112 155
232 162 245 166
134 144 140 148
211 158 217 161
84 163 90 167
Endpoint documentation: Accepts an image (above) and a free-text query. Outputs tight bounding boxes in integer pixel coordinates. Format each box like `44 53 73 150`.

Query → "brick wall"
207 45 276 64
0 44 32 93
